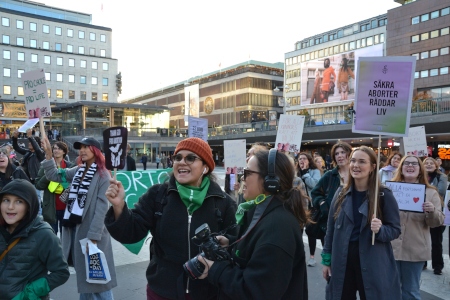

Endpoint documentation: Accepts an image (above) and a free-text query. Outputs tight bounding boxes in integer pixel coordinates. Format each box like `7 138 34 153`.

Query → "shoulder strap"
152 183 169 226
0 238 21 262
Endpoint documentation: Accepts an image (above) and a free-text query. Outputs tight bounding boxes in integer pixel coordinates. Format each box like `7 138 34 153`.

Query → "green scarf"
235 194 270 225
176 177 211 215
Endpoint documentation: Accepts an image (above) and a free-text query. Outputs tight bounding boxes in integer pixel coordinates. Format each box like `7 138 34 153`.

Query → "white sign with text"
188 116 208 141
275 115 305 153
21 69 51 118
224 139 246 175
402 126 428 157
385 181 426 213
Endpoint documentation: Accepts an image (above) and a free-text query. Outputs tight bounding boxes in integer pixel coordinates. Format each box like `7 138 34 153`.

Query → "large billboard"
184 83 199 122
300 43 384 105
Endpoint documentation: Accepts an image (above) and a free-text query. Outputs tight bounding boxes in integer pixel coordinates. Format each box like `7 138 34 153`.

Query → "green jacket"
35 161 74 224
0 217 69 300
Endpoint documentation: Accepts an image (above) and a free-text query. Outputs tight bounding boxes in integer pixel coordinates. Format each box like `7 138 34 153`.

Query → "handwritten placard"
444 190 450 226
21 69 52 118
188 116 208 141
275 115 305 153
402 126 428 157
224 139 246 175
385 181 425 213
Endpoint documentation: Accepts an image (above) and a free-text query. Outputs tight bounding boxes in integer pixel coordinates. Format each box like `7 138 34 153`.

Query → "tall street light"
274 85 290 114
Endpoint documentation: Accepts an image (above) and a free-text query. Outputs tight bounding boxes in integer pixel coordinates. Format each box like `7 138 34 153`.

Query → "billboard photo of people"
301 43 383 105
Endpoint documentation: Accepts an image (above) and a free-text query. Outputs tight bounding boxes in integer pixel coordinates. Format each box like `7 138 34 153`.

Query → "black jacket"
0 165 30 190
126 155 136 171
208 196 308 300
105 175 237 300
12 136 45 181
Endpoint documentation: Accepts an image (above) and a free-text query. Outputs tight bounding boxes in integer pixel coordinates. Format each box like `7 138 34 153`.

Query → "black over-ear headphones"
264 148 280 193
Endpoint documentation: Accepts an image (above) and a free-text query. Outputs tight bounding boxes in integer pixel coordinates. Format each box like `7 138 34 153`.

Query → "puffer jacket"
0 216 70 300
105 175 237 300
0 165 30 190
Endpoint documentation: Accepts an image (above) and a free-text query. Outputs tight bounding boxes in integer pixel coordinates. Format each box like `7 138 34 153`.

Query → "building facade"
123 60 284 131
388 0 449 99
0 0 119 113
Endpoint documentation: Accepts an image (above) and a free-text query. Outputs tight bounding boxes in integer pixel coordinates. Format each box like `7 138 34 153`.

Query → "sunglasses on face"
243 168 264 181
172 154 202 165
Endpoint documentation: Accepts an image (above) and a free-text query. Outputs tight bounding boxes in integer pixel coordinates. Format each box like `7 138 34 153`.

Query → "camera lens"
183 256 205 280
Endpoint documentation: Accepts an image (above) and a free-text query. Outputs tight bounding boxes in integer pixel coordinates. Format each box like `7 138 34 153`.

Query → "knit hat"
174 137 215 173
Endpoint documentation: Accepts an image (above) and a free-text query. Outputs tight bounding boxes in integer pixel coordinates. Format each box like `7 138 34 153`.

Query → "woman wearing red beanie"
105 137 237 300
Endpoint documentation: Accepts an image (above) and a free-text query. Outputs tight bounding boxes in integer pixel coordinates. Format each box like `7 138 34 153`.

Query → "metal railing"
58 96 450 139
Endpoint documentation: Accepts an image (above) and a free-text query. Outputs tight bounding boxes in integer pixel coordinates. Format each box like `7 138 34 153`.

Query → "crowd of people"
0 133 449 299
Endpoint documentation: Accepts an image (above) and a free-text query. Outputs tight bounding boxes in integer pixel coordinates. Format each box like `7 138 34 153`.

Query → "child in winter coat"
0 179 69 300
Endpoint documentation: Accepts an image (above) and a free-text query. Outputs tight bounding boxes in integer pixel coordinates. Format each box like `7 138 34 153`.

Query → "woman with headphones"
197 149 309 299
105 137 237 300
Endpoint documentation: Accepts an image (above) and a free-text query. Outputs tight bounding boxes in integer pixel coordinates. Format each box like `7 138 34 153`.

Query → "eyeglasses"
403 161 419 167
172 154 202 165
243 168 264 181
0 151 7 158
52 147 61 150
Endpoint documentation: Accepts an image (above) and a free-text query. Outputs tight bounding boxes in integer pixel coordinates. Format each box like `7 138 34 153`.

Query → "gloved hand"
12 278 50 300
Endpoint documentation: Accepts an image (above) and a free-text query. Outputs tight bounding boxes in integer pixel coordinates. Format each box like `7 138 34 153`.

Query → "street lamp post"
274 85 290 114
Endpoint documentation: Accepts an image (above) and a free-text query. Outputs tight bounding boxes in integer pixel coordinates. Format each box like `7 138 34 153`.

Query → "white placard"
21 69 52 118
402 126 428 157
18 118 40 132
385 181 426 213
188 116 208 141
224 139 246 175
444 191 450 226
275 115 305 153
184 84 199 122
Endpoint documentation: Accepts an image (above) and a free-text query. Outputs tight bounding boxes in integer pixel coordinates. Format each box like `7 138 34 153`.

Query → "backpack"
148 183 226 260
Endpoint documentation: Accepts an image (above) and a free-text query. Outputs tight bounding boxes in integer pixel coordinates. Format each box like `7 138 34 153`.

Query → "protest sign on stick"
224 140 246 176
22 69 52 139
352 56 416 244
103 127 128 179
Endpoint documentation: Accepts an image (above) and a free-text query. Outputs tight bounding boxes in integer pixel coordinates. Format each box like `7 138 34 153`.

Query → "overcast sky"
42 0 400 101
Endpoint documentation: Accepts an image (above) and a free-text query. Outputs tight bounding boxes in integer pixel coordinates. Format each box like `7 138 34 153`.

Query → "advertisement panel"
300 44 384 105
184 83 199 122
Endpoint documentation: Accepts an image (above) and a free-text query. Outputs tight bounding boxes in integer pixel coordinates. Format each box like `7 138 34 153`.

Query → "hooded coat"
0 179 69 300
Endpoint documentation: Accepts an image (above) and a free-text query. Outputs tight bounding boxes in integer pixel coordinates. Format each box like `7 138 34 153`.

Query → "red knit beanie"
174 137 215 173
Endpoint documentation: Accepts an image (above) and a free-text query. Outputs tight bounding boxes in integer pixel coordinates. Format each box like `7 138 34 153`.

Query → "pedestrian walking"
155 155 161 169
161 153 167 169
141 153 148 170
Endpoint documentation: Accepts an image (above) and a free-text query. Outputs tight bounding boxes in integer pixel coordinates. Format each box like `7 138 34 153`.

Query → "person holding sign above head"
104 137 237 300
196 149 309 299
379 152 403 185
391 155 444 300
321 146 401 300
40 136 117 299
423 157 448 275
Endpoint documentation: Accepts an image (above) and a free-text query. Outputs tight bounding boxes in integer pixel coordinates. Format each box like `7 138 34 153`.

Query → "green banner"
115 169 172 254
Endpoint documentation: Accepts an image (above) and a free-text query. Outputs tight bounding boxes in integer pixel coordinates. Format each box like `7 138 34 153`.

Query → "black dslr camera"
183 223 230 280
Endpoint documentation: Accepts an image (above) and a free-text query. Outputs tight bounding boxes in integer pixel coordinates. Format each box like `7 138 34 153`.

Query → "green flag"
116 169 172 254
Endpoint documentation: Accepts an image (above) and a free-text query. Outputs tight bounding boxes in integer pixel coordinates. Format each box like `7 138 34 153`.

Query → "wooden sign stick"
372 134 381 245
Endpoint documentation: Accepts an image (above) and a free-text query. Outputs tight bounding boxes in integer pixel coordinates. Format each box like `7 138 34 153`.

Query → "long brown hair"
333 146 383 223
254 150 310 228
391 155 434 188
330 141 352 167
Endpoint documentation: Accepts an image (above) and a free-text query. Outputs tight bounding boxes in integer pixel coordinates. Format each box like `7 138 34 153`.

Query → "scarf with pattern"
62 162 97 227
